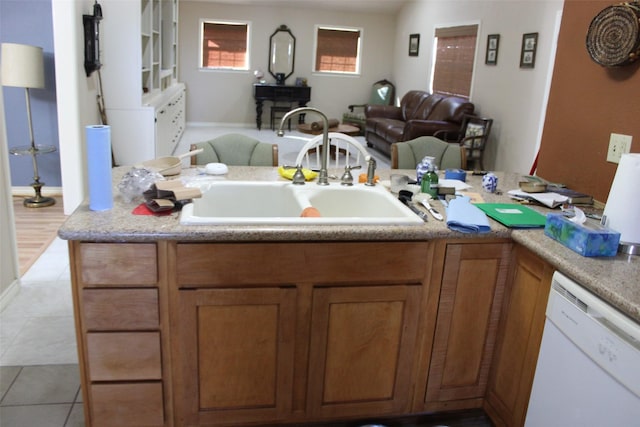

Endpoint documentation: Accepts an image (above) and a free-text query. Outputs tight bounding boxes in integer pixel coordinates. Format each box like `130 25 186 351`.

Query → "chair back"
459 115 493 170
368 79 395 106
295 132 370 170
190 134 278 166
391 136 466 170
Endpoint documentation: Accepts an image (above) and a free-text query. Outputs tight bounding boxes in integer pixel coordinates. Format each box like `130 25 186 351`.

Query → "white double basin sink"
180 181 424 225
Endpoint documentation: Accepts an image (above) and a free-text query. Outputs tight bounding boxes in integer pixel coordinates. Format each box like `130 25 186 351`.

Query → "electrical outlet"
607 133 633 164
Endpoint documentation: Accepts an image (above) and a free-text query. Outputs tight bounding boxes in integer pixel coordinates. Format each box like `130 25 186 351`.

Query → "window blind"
432 25 478 98
315 28 360 73
202 22 248 69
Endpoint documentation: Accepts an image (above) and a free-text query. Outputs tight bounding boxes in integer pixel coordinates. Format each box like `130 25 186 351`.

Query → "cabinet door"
176 287 296 426
425 242 511 410
484 245 553 427
307 285 421 419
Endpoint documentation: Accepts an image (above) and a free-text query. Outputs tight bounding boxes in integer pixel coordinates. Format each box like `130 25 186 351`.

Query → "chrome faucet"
277 107 330 185
365 156 377 186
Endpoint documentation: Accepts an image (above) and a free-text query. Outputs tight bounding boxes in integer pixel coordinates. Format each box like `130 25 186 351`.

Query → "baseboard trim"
11 186 63 197
0 280 21 312
187 121 253 129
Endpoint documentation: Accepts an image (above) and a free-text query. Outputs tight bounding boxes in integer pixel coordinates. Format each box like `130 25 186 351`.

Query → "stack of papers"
507 189 568 208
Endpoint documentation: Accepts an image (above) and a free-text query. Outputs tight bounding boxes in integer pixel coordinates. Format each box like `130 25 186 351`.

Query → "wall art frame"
409 33 420 56
485 34 500 65
520 32 538 68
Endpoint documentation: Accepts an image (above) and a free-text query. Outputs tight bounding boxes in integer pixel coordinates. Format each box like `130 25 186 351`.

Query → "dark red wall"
537 0 640 202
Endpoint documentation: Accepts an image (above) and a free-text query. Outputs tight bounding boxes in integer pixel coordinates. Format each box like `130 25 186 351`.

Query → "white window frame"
312 25 363 76
199 19 252 72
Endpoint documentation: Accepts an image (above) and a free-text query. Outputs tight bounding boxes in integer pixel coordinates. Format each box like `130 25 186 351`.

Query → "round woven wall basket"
586 1 640 66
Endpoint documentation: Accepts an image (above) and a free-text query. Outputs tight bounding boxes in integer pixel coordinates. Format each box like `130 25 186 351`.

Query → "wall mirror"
269 25 295 84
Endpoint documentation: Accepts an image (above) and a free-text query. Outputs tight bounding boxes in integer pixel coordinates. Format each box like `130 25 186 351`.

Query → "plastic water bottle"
421 163 439 198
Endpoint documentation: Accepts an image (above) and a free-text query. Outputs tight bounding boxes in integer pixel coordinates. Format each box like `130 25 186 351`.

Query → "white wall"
0 77 21 308
52 0 102 215
394 0 564 174
47 0 564 220
179 1 397 125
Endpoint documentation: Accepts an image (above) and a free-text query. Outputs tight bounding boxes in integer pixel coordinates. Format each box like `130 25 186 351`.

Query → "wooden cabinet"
422 241 511 411
176 287 296 426
100 0 184 165
308 285 421 419
171 241 429 425
68 237 545 426
70 242 171 427
484 245 553 427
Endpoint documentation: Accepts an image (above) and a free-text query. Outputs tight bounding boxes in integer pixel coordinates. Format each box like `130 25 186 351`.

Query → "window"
314 26 361 74
431 25 478 98
201 20 249 70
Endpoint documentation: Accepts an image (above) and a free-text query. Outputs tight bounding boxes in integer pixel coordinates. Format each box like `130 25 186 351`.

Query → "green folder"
474 203 547 228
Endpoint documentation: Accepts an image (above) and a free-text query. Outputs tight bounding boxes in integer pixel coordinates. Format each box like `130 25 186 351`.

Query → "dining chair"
391 136 467 170
190 133 278 166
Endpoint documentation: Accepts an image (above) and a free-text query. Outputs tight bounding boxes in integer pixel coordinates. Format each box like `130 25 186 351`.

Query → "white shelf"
101 0 183 165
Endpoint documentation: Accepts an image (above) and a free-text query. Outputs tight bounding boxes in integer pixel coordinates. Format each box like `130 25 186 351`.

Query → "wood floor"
12 195 67 276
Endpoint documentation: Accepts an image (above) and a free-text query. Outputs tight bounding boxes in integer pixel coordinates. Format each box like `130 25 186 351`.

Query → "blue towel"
446 196 491 233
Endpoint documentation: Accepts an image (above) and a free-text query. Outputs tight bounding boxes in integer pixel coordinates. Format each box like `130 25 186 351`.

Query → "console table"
253 84 311 130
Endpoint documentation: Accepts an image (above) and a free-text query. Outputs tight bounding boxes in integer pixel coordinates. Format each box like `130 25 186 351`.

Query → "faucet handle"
340 164 361 186
292 165 306 185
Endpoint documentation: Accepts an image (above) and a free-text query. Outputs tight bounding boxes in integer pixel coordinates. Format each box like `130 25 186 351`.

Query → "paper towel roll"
603 153 640 244
86 125 113 211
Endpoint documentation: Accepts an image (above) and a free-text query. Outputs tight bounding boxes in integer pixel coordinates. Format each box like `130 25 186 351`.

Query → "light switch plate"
607 133 632 164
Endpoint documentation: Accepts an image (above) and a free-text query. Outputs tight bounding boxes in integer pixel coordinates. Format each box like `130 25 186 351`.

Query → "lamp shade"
1 43 45 89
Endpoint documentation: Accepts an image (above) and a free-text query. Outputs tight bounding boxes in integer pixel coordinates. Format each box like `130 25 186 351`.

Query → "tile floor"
0 124 391 427
0 237 83 426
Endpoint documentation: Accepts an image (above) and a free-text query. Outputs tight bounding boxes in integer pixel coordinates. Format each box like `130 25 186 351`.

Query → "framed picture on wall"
409 33 420 56
520 32 538 68
485 34 500 65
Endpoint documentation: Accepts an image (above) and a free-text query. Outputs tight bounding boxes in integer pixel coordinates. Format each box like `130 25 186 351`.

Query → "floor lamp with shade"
1 42 56 208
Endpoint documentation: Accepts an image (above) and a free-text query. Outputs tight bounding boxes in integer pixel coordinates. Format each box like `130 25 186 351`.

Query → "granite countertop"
58 166 640 322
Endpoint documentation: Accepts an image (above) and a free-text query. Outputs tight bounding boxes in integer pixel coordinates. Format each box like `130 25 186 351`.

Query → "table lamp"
1 42 56 207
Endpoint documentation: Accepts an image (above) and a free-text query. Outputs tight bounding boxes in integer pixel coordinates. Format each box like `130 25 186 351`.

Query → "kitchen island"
58 166 639 427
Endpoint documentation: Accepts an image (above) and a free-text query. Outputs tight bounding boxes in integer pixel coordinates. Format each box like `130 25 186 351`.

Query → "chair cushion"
428 97 475 122
193 134 274 166
369 83 394 105
393 136 462 170
400 91 431 121
412 93 445 120
343 111 366 121
464 123 486 158
250 142 276 166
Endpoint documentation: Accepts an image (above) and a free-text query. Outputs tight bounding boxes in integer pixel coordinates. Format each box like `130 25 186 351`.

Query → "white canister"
603 153 640 248
482 172 498 193
416 156 436 183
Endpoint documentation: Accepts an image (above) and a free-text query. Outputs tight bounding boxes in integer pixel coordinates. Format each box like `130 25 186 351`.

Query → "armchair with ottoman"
364 90 474 156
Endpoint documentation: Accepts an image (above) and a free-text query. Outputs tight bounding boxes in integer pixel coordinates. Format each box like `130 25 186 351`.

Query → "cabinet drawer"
82 289 159 331
87 332 162 381
176 242 429 286
90 382 164 427
79 243 157 287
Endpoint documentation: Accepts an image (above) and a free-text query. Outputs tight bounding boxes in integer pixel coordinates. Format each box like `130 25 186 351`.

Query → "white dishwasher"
525 271 640 427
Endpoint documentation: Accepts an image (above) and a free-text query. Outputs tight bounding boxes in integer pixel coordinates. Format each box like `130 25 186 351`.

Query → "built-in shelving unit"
101 0 184 166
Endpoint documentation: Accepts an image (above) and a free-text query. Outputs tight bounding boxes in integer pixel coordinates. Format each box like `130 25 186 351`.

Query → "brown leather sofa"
364 90 475 156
